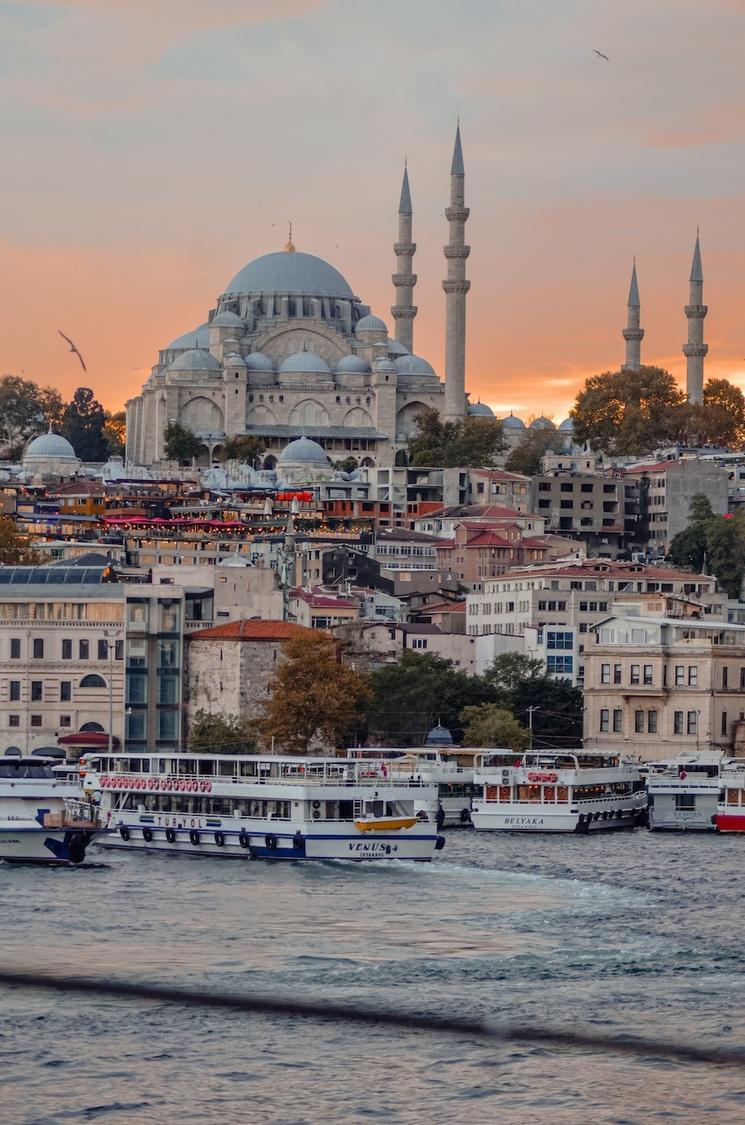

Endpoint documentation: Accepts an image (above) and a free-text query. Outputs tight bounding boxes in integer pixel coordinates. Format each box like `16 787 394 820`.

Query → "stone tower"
391 164 417 353
443 124 470 422
622 260 644 371
683 231 707 404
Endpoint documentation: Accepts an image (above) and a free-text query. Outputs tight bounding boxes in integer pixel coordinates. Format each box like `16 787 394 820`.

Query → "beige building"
584 611 745 761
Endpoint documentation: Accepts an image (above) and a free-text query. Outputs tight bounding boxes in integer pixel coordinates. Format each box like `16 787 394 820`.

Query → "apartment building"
584 611 745 761
528 470 638 556
624 457 728 549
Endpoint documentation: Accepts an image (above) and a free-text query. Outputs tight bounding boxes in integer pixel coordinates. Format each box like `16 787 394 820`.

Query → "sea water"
2 831 745 1124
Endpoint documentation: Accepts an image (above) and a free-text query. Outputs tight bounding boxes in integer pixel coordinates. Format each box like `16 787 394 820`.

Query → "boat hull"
0 825 99 865
471 802 644 833
715 812 745 833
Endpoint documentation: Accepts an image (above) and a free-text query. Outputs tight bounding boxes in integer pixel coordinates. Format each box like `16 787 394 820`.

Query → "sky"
1 0 744 422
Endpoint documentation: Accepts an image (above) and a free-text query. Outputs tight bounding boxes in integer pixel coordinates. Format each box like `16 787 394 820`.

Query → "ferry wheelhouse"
471 750 646 833
715 759 745 833
83 752 444 861
646 752 724 831
350 748 479 827
0 757 103 865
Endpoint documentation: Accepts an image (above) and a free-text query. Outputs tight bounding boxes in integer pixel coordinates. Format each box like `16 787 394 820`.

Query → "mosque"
126 126 481 472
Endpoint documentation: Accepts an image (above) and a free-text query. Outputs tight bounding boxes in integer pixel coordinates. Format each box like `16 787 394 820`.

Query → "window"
612 709 623 733
547 655 573 675
674 711 684 735
127 675 147 705
643 665 653 685
158 677 178 704
675 794 696 811
687 711 698 735
115 640 124 661
634 710 644 734
79 640 89 660
59 715 71 728
30 715 42 727
648 710 658 734
158 641 178 669
600 709 609 732
688 666 698 687
159 604 180 633
741 667 745 690
722 712 728 737
62 639 72 660
79 673 106 689
601 663 610 684
10 639 21 660
127 639 147 668
9 681 20 702
157 710 178 741
31 681 42 702
126 711 146 741
723 667 729 689
614 664 622 685
98 639 110 661
9 715 19 727
60 681 71 702
630 665 640 685
675 665 684 686
32 639 43 659
546 631 573 650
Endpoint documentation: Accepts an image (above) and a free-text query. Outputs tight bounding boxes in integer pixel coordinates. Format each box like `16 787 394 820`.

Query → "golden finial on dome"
284 221 296 253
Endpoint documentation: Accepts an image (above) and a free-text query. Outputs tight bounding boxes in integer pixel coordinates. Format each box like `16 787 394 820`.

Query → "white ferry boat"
0 757 103 865
715 759 745 833
646 751 724 831
350 747 479 827
83 751 445 861
471 749 647 833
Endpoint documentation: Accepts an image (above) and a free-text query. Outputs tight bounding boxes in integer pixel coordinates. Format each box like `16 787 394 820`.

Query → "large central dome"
223 251 355 300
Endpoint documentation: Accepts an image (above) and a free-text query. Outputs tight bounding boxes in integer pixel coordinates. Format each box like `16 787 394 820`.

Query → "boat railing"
43 799 101 829
88 767 428 789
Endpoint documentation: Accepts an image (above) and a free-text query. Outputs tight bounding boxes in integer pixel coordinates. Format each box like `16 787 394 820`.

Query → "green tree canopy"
570 366 685 455
407 409 505 467
0 517 40 565
504 423 564 476
220 435 265 465
103 410 126 457
187 710 257 754
0 376 61 454
460 703 530 751
669 494 744 598
61 387 109 461
482 653 583 749
164 421 202 465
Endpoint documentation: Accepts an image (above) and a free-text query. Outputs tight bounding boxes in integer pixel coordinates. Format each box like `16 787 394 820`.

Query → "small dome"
387 338 409 356
425 722 454 747
374 358 396 373
211 310 245 329
169 349 221 373
166 323 209 350
559 418 574 432
224 251 354 300
24 432 77 460
278 436 329 465
244 352 274 372
529 415 554 430
355 314 387 334
224 352 246 367
279 351 331 375
336 354 371 374
501 414 526 429
468 402 495 417
395 354 435 377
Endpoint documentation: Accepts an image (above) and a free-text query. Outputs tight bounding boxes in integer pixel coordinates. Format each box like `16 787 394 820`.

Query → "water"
3 831 745 1123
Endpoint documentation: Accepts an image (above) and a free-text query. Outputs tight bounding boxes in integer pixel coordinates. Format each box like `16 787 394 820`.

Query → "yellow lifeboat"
354 816 419 832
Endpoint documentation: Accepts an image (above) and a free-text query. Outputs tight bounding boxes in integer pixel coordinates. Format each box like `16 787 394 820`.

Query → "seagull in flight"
593 49 610 61
57 330 87 372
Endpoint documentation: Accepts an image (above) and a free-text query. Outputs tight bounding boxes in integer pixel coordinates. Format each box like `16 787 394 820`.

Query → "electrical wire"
0 968 743 1070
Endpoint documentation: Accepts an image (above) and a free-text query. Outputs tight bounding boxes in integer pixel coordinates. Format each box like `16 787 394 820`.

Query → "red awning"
57 732 120 748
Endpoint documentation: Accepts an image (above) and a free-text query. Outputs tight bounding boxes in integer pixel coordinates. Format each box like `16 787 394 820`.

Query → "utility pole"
527 706 540 751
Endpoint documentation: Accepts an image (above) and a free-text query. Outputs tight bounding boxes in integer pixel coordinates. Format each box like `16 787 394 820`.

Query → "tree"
483 653 546 703
187 710 257 754
460 703 530 751
0 376 48 453
103 410 127 457
61 387 109 461
676 379 745 449
163 421 202 465
0 517 40 565
334 456 359 473
482 653 583 749
504 424 564 476
38 387 66 432
570 366 685 455
705 517 744 599
220 435 265 465
367 650 491 746
669 494 713 572
407 408 506 467
260 632 371 752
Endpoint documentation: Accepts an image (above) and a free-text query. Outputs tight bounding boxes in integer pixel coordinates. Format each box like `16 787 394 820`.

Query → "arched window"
79 674 106 689
80 722 105 732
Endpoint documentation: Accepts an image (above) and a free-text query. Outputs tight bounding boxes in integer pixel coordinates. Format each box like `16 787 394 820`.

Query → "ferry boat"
350 747 479 827
470 749 647 833
715 759 745 833
83 751 445 861
646 751 724 831
0 757 103 865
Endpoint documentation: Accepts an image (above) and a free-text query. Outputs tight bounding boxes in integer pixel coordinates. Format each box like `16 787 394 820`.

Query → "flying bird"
57 330 87 372
593 49 610 61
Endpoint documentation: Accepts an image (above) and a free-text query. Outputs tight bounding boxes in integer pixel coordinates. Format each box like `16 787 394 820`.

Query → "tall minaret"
683 230 707 404
391 164 417 353
622 259 644 371
443 123 470 422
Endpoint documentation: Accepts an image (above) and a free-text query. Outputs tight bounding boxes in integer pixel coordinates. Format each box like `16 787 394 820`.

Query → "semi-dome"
336 354 371 374
279 351 332 375
166 323 210 350
244 352 274 372
502 414 526 429
387 338 409 356
24 432 77 460
468 402 495 417
224 251 354 300
211 310 245 329
169 349 221 372
278 436 329 465
395 354 435 377
425 722 454 747
529 415 554 430
355 314 387 333
559 418 574 432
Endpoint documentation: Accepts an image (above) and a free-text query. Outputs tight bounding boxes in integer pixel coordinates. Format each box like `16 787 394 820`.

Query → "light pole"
527 706 540 751
104 630 115 756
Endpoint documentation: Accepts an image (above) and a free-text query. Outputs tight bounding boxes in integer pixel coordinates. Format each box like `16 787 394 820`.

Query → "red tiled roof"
291 588 358 608
189 620 311 641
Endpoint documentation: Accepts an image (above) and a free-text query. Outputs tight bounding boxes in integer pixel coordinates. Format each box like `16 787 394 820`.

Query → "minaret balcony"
393 242 416 255
391 305 417 319
683 343 708 357
392 273 418 287
685 304 708 317
622 328 644 341
444 245 471 260
442 280 471 295
445 206 469 222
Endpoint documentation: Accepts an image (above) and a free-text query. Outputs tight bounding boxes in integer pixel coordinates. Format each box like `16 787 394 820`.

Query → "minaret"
622 259 644 371
391 164 417 353
443 124 470 422
683 231 707 404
